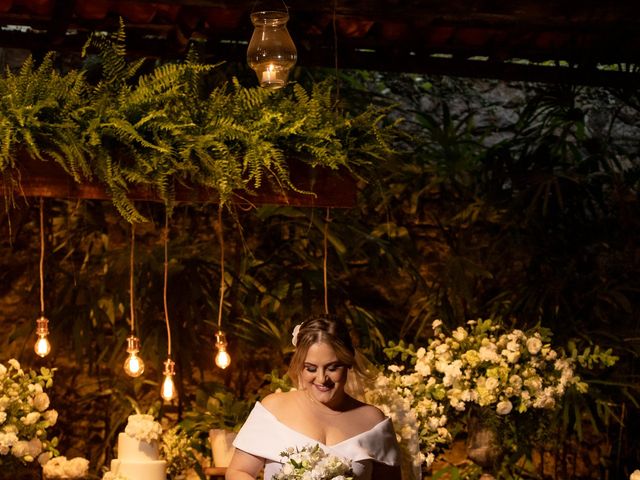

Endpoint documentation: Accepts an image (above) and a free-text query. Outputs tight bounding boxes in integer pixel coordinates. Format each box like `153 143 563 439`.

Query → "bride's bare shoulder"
261 390 300 412
352 401 387 424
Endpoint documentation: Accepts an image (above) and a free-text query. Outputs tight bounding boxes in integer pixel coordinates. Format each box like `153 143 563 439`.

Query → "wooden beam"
5 155 357 208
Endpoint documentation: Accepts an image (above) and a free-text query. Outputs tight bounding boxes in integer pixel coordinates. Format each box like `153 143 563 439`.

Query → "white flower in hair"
291 324 302 347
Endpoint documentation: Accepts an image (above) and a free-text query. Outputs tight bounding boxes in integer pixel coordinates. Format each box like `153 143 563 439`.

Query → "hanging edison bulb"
161 358 176 401
214 330 231 369
247 11 297 89
123 335 145 377
34 316 51 357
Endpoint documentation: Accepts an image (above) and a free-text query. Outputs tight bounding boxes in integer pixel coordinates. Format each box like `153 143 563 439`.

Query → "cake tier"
117 432 159 462
110 458 166 480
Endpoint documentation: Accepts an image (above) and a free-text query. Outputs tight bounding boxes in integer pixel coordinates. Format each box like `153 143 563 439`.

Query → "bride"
225 316 402 480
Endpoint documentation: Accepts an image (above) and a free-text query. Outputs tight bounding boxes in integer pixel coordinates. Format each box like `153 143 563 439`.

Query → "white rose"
496 400 513 415
43 409 58 426
526 337 542 355
22 411 41 425
64 457 90 477
630 470 640 480
0 431 19 455
4 424 18 434
452 327 467 341
34 392 50 412
43 455 67 476
0 363 6 377
38 451 53 466
432 319 443 331
8 359 21 371
506 340 519 352
11 438 42 462
485 377 499 391
502 349 520 363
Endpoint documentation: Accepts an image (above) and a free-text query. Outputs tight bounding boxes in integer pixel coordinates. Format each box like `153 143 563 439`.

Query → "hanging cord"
163 211 172 357
332 0 340 100
129 223 136 334
39 197 45 315
217 207 225 330
323 207 331 315
250 0 289 13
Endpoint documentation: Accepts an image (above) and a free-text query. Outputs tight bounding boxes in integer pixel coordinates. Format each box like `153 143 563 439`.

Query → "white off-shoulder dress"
233 402 400 480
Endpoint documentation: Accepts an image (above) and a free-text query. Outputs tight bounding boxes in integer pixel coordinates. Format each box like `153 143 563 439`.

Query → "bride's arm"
225 449 264 480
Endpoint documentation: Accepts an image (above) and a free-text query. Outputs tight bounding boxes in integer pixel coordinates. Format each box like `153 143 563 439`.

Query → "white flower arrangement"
273 444 353 480
124 414 162 443
371 318 618 472
43 455 90 479
0 359 58 468
362 375 425 480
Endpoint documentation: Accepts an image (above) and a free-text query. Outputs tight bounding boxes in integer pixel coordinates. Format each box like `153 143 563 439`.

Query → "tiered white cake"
103 414 166 480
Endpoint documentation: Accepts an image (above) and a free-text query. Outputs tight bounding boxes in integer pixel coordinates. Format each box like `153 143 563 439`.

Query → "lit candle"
261 64 275 84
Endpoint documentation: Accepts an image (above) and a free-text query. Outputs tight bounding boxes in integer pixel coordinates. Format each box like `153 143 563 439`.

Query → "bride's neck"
302 390 352 414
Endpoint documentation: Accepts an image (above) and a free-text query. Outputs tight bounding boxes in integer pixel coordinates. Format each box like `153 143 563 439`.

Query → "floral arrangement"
160 426 197 477
273 444 353 480
367 318 618 471
0 359 59 469
42 456 90 479
124 414 162 443
362 374 424 480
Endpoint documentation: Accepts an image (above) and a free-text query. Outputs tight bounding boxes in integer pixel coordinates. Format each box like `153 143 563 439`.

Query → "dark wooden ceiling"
0 0 639 87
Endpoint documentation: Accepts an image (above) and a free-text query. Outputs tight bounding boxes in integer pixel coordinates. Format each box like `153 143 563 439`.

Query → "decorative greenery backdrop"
0 35 639 480
0 23 396 221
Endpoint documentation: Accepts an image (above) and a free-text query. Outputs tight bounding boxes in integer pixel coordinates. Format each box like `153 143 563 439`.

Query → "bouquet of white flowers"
273 444 353 480
42 456 90 479
124 414 163 443
0 358 58 472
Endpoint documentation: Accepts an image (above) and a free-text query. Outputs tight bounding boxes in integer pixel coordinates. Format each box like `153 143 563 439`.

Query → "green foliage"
1 69 639 479
0 24 397 221
181 383 256 434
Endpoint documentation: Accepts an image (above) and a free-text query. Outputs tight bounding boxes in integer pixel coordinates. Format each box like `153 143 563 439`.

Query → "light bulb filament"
34 335 51 357
161 375 176 401
124 335 145 377
124 352 145 377
215 347 231 369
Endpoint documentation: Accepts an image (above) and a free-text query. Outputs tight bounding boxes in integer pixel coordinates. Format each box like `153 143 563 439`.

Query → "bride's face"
301 342 349 408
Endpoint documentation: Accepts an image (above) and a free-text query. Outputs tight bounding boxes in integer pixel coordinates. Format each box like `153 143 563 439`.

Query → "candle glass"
247 11 297 89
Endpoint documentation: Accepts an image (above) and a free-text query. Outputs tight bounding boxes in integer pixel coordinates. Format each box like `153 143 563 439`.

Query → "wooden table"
204 466 227 479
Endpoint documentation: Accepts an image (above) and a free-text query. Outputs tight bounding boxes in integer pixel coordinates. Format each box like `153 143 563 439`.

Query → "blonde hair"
288 315 371 391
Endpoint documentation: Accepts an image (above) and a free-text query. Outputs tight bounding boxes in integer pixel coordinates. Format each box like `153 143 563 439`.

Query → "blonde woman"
226 316 401 480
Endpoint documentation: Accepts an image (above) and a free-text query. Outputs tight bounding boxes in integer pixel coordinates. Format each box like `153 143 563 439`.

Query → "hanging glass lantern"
247 11 297 89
